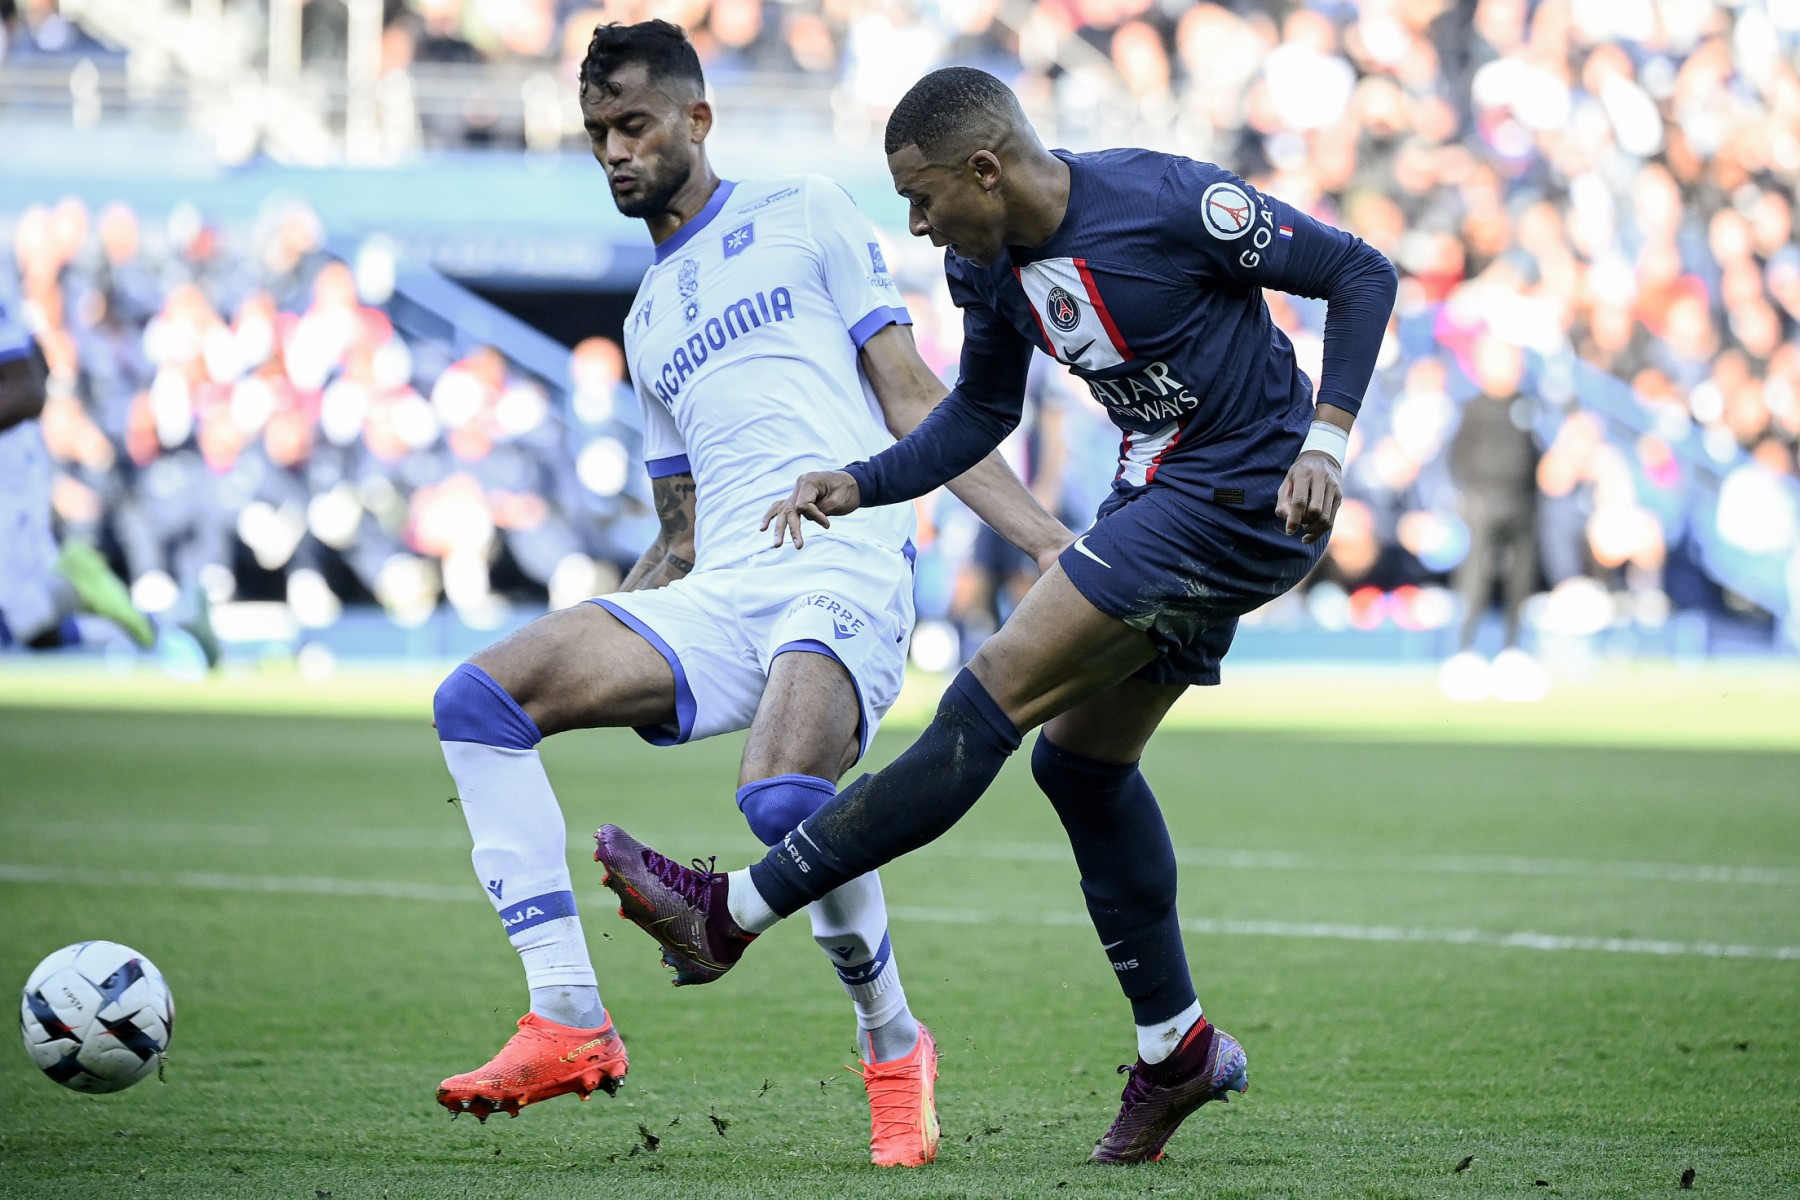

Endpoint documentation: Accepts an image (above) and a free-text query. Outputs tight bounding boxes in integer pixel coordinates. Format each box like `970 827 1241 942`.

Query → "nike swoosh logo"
1072 535 1111 569
1061 339 1094 363
1102 939 1125 950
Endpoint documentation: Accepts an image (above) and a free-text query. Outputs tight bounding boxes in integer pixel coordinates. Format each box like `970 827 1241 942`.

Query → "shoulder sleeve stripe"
847 305 912 348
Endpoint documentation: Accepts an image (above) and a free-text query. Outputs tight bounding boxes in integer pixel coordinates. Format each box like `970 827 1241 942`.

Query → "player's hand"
1277 450 1342 544
761 469 862 549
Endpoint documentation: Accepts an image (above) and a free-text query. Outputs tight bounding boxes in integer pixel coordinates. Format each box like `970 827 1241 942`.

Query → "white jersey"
0 268 44 484
0 267 59 642
623 175 917 571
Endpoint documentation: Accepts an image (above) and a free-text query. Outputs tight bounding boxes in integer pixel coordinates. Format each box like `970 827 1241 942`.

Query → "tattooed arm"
621 472 698 591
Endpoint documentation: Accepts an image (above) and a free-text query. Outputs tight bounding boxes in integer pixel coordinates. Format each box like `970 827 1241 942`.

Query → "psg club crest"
1045 285 1082 333
1200 181 1255 241
722 222 755 257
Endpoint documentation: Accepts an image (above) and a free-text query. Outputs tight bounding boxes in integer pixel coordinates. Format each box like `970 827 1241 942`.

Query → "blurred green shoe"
180 586 222 670
55 541 155 649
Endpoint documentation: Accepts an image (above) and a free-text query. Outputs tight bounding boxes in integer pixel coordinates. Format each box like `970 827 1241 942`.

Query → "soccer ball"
19 941 174 1094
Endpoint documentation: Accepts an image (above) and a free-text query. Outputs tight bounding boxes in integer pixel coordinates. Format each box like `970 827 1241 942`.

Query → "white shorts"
591 534 916 759
0 423 60 643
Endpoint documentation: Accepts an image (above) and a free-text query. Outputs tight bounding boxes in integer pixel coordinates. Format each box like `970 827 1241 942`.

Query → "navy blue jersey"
847 148 1397 514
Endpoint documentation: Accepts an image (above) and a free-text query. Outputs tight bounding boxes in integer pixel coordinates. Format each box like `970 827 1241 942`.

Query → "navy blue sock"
1031 732 1197 1026
748 668 1020 917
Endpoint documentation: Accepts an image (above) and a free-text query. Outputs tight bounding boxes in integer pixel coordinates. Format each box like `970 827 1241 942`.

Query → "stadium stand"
2 0 1796 665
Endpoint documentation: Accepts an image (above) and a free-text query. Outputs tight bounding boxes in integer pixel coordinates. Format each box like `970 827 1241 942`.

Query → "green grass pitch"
1 666 1796 1198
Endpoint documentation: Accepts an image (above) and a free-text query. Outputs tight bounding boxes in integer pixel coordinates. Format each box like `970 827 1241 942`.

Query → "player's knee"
1031 733 1131 815
737 774 836 846
1030 732 1068 797
433 662 542 749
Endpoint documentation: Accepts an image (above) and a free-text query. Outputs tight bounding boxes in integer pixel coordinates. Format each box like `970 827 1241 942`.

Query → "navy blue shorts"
1057 484 1326 687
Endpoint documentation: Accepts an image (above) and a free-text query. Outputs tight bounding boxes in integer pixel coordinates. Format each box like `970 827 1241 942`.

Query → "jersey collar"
653 179 738 264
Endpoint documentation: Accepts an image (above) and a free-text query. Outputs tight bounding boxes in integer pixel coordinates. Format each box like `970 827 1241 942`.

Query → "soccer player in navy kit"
597 66 1397 1163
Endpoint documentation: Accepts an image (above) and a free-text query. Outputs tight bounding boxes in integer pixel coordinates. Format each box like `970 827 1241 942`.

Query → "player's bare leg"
469 601 678 737
1039 682 1248 1163
434 603 677 1119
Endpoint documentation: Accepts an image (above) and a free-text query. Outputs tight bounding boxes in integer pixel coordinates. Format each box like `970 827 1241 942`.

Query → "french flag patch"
1278 225 1294 240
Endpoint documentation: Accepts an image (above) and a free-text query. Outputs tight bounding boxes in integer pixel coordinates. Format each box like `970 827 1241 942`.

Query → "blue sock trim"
772 638 871 758
590 597 695 745
946 668 1021 751
498 889 577 937
737 773 836 847
56 615 83 646
434 663 542 750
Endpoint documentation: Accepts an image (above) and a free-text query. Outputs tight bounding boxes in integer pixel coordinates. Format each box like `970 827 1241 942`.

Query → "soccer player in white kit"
0 268 155 654
430 21 1070 1166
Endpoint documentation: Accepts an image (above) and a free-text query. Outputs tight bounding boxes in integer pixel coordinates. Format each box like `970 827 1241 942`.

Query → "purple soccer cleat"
1090 1018 1249 1165
594 825 757 985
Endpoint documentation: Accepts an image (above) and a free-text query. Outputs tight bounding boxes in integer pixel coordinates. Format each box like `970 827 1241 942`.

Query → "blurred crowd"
4 0 1798 659
7 194 657 634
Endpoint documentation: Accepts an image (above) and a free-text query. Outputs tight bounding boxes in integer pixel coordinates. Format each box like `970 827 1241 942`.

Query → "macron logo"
486 879 504 900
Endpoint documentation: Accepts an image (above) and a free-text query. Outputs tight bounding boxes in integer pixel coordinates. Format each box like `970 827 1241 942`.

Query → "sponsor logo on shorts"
804 593 866 639
1072 535 1112 569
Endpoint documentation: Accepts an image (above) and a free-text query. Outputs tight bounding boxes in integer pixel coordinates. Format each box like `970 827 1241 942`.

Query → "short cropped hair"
579 20 705 99
884 66 1022 158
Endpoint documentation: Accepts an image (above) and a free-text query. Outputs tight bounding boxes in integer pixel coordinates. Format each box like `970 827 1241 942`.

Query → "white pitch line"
2 863 1795 963
973 841 1800 887
0 863 469 902
6 822 1797 888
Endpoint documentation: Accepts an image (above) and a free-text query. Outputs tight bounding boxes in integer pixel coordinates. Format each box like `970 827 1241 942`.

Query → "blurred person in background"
1442 333 1546 701
0 261 176 659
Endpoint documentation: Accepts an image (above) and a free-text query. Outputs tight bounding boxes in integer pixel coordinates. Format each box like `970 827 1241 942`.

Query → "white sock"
726 867 780 933
441 740 605 1027
806 871 915 1059
1138 1000 1204 1065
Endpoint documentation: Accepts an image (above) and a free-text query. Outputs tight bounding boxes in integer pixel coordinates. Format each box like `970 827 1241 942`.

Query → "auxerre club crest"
1045 285 1082 333
679 257 701 323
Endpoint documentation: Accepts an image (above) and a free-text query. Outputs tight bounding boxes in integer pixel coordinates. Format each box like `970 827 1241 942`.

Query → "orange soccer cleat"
436 1012 628 1121
855 1022 941 1167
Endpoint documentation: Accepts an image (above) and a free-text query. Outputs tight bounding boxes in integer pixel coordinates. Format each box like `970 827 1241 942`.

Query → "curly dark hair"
578 20 705 100
884 66 1022 157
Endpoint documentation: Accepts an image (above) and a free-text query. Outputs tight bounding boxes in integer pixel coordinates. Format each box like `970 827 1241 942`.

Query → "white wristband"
1299 420 1349 468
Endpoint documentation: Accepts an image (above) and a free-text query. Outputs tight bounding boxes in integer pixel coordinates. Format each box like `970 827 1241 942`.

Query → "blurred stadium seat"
2 0 1796 665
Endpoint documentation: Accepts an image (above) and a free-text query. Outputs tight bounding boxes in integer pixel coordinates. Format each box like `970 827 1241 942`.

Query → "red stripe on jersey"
1015 267 1056 354
1074 258 1131 358
1144 423 1185 484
